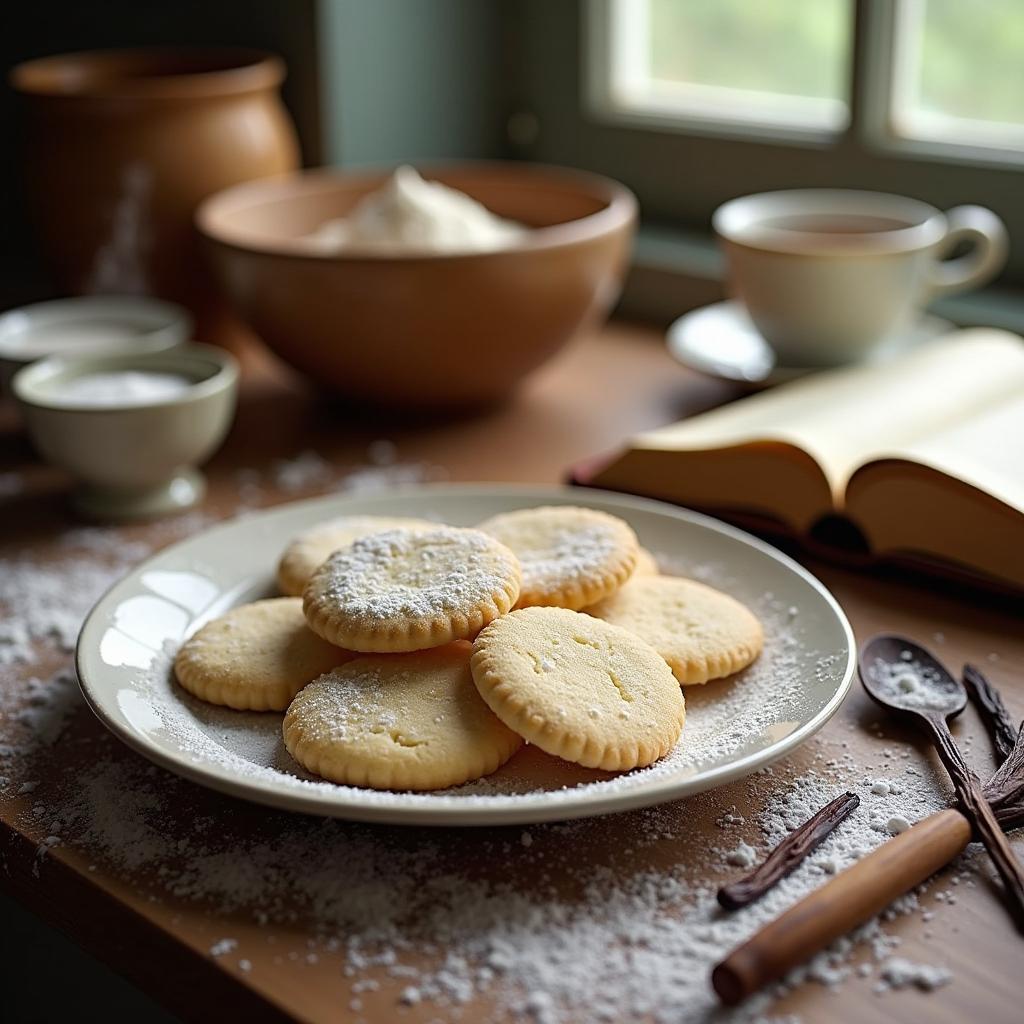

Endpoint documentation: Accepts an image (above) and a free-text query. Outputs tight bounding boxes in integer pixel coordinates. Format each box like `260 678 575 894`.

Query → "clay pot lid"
10 47 285 100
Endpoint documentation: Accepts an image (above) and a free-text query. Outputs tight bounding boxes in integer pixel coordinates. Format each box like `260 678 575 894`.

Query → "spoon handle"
922 712 1024 933
712 808 971 1005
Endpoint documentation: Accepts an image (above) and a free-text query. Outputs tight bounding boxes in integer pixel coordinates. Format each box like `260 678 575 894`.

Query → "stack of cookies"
173 506 763 791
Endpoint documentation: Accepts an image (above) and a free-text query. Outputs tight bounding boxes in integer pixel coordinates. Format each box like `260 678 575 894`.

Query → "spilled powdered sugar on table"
0 459 982 1021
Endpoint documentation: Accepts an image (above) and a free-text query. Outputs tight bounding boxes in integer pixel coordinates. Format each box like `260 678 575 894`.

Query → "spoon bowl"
859 633 1024 932
859 635 965 719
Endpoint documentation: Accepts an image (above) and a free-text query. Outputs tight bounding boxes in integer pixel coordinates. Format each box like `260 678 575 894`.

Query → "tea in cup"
713 189 1008 367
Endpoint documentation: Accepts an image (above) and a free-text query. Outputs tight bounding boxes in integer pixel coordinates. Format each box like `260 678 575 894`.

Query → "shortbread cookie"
588 576 763 685
283 644 523 790
303 526 521 652
477 506 638 610
634 547 660 576
277 515 436 596
470 607 685 771
174 598 352 711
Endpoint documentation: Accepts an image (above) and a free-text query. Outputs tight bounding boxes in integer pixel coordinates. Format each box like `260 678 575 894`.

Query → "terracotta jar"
11 48 300 340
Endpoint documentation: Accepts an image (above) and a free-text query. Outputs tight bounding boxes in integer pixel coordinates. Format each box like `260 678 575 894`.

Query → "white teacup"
713 189 1008 367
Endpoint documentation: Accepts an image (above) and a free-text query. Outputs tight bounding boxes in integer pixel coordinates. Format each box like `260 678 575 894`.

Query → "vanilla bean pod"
964 663 1018 764
917 709 1024 931
961 661 1024 830
717 792 860 911
985 723 1024 830
717 664 1024 918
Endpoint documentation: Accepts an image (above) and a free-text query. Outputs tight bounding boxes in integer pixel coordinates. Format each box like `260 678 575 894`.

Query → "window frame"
505 0 1024 289
587 0 1024 169
584 0 851 146
859 0 1024 171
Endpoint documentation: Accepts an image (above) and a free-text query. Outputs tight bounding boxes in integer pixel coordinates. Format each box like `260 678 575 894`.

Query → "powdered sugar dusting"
309 527 519 625
233 443 444 512
2 490 975 1021
7 723 965 1022
877 957 953 992
132 587 837 811
0 549 149 663
0 516 216 757
480 507 632 596
865 654 961 713
520 525 621 590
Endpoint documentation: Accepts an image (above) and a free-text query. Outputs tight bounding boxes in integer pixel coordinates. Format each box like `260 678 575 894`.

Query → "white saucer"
0 295 191 393
667 300 955 389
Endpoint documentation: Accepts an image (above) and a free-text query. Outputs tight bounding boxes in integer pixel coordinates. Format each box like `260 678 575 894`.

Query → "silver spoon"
860 634 1024 932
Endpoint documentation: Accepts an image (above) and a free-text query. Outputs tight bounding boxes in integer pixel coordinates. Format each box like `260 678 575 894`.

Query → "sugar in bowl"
12 344 237 519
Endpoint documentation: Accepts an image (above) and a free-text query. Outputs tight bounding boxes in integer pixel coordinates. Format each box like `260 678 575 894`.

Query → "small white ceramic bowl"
0 295 192 391
12 344 238 520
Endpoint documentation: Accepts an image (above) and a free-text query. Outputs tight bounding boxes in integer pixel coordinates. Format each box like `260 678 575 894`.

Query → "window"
591 0 1024 161
508 1 1024 295
589 0 1024 162
888 0 1024 154
594 0 851 136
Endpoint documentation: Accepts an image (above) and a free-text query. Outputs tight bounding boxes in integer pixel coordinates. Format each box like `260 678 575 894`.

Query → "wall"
318 0 507 167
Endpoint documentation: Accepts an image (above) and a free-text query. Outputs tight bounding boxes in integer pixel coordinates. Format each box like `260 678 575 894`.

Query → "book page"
631 329 1024 504
869 393 1024 514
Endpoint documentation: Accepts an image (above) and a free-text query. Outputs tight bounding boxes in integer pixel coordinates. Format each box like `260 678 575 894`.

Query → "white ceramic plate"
77 485 855 826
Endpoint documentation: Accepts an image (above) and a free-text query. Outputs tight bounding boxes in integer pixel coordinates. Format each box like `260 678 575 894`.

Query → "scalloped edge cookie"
470 606 685 771
633 547 660 576
174 598 353 711
276 515 437 596
587 576 763 685
282 644 523 790
477 506 638 610
302 526 521 652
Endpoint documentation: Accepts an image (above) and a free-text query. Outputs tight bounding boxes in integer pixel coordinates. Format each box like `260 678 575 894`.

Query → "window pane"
893 0 1024 150
604 0 851 132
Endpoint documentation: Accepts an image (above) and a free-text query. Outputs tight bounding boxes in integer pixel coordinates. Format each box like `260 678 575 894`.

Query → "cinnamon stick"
713 661 1024 1006
717 792 860 911
712 810 972 1005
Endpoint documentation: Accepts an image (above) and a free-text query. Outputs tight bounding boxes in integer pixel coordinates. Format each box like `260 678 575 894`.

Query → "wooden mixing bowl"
196 164 637 407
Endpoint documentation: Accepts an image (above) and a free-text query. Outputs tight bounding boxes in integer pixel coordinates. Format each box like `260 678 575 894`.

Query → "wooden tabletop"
2 321 1022 1023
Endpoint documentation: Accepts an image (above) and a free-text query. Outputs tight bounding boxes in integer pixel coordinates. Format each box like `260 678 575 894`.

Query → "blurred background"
4 0 1023 330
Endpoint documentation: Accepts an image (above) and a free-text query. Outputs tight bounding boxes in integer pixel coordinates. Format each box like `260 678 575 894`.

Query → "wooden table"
2 322 1022 1023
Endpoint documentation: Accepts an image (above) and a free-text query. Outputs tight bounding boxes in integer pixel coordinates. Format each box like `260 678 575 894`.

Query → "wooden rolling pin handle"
712 808 972 1006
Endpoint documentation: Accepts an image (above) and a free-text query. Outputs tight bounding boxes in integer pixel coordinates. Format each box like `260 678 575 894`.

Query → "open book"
579 328 1024 591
